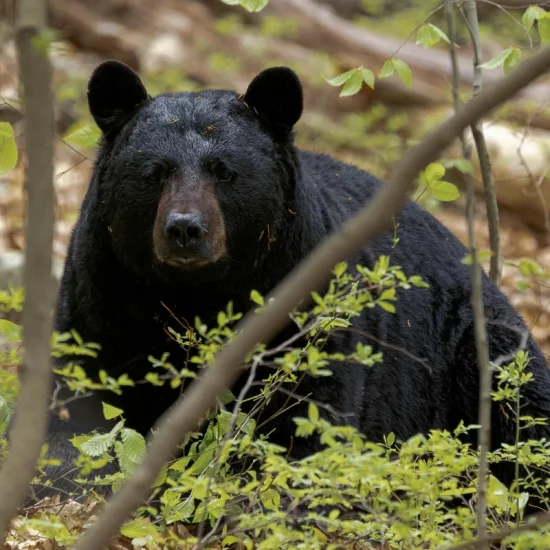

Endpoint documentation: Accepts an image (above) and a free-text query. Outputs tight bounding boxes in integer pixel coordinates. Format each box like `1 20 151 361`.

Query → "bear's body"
37 62 550 501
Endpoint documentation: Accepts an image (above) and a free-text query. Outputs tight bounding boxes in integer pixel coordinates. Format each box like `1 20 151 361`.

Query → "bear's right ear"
88 61 149 136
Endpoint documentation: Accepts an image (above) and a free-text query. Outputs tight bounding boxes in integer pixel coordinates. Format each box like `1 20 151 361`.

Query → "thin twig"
443 0 495 544
73 46 550 550
0 0 55 540
463 0 502 284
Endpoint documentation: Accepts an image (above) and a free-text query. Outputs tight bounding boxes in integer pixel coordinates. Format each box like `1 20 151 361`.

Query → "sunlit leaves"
416 23 451 48
102 402 124 420
378 57 412 87
0 319 21 342
461 249 493 265
480 47 522 75
0 122 18 175
220 0 269 12
539 13 550 44
324 66 375 97
522 5 547 32
63 120 101 149
419 163 460 202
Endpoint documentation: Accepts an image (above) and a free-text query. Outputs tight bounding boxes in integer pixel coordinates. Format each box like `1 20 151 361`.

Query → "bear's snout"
164 211 206 255
152 181 227 269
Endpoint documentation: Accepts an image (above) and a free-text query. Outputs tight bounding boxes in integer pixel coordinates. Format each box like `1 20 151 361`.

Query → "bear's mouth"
163 256 212 269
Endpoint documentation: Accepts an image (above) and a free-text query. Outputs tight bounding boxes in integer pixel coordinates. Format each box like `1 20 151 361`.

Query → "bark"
0 0 55 540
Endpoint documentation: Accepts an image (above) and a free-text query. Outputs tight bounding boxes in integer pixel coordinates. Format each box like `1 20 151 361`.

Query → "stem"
443 0 493 544
463 0 502 284
0 0 55 540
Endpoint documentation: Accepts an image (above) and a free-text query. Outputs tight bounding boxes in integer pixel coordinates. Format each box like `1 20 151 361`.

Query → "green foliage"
260 16 300 38
324 66 375 97
522 6 547 32
418 162 460 202
461 249 493 266
63 120 102 150
220 0 269 13
416 23 451 48
522 6 550 43
0 319 21 342
379 57 413 88
3 256 550 547
539 13 550 44
480 47 522 75
0 122 18 175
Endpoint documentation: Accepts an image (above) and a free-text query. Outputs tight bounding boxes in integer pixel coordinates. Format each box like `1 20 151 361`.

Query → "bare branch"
463 0 502 284
443 0 493 543
73 47 550 550
0 0 55 539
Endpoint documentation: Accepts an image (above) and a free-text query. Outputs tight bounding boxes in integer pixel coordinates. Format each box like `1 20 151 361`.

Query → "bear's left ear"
243 66 303 132
88 60 149 137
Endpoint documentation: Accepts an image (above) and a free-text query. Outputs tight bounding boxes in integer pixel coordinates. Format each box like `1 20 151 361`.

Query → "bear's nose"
165 212 205 250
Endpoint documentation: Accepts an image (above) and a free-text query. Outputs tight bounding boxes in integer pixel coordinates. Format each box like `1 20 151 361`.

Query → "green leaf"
378 59 395 78
220 0 268 12
63 121 101 149
503 47 521 75
422 162 445 183
340 70 364 97
428 180 460 201
324 68 357 87
250 289 264 306
392 58 412 87
361 68 375 89
333 261 348 278
308 402 319 422
386 432 396 446
428 23 450 44
120 517 158 540
243 0 269 11
480 47 516 71
447 158 474 174
81 433 116 457
420 163 460 202
120 428 146 464
81 420 124 457
522 6 546 32
461 249 493 265
487 474 509 510
416 23 450 48
220 388 235 405
102 402 124 420
539 13 550 44
0 122 18 175
378 301 396 313
0 319 21 342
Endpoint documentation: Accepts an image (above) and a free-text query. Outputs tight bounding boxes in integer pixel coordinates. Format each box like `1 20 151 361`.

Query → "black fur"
23 63 550 504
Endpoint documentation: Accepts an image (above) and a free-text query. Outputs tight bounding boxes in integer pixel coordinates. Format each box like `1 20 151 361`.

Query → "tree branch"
0 0 55 540
464 0 502 285
73 46 550 550
443 0 492 543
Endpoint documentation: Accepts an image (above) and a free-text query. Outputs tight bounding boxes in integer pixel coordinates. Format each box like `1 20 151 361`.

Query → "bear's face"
87 62 303 284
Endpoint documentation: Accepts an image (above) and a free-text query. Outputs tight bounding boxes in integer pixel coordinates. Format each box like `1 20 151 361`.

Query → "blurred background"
0 0 549 356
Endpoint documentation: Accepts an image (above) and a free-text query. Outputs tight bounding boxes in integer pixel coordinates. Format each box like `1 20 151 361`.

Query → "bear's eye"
144 161 177 183
210 161 234 183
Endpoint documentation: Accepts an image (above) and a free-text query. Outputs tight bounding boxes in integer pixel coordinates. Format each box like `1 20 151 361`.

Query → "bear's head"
87 61 303 286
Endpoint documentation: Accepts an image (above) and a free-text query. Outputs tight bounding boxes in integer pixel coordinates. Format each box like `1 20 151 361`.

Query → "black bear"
27 61 550 503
